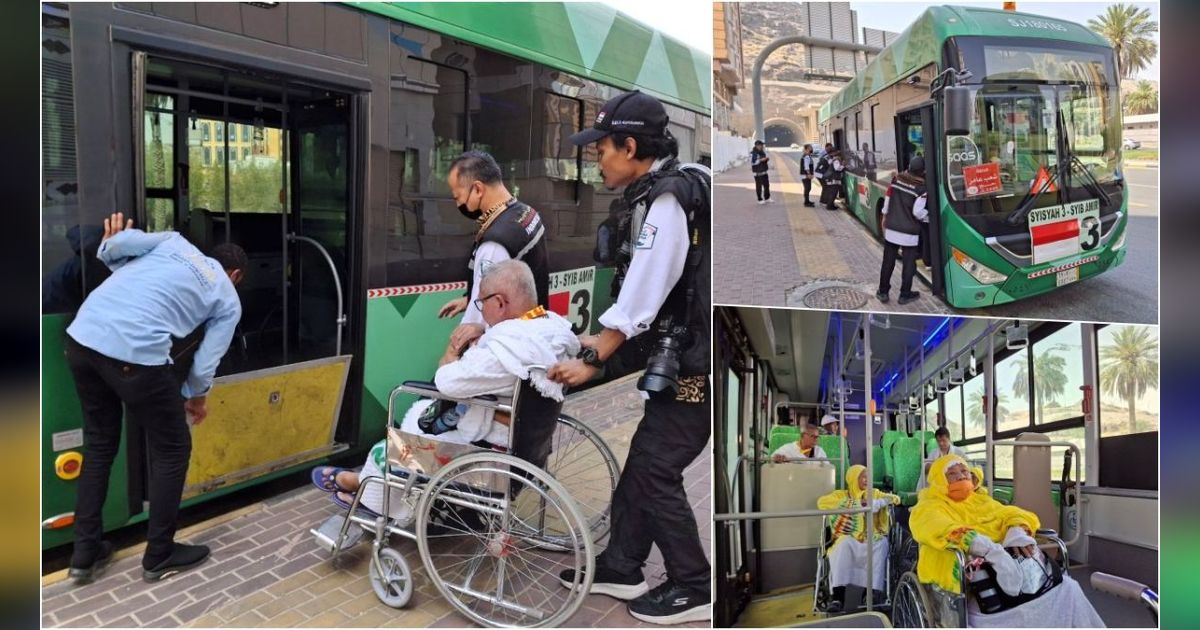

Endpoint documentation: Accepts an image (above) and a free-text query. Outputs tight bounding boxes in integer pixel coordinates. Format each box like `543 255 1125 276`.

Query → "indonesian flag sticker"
1031 217 1079 264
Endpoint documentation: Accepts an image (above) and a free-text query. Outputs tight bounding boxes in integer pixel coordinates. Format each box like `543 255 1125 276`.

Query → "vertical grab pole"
863 315 874 611
985 325 997 495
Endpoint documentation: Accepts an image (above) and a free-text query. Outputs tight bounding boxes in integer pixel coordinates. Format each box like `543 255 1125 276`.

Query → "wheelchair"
318 371 622 627
813 503 899 614
891 529 1069 628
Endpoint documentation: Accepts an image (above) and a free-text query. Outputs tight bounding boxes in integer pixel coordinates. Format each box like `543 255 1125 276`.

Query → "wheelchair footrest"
311 513 365 553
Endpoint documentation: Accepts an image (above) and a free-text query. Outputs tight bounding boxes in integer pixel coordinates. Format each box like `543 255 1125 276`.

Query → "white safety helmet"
821 414 838 427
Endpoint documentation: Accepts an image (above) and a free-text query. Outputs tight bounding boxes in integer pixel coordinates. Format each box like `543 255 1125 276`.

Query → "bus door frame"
895 102 947 297
119 32 372 445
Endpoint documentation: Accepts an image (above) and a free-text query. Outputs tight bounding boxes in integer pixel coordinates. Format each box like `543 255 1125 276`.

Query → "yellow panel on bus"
183 356 351 499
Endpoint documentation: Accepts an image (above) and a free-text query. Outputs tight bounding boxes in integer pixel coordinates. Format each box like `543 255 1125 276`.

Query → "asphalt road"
962 165 1158 324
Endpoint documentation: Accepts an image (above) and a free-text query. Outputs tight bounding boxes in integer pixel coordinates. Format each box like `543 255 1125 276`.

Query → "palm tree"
1099 326 1159 433
1012 348 1069 423
1124 80 1158 115
966 389 1009 433
1087 4 1159 79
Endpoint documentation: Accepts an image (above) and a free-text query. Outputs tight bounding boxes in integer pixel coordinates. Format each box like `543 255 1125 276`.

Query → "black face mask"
457 186 481 220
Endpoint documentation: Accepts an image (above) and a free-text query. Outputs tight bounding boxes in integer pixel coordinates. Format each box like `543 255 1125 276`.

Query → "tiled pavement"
714 151 949 315
41 373 712 628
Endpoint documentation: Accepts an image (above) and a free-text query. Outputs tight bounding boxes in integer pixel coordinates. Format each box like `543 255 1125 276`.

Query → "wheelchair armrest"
395 381 505 409
1035 528 1058 538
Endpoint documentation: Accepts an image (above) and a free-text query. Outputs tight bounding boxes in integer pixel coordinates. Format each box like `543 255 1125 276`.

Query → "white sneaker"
757 200 765 205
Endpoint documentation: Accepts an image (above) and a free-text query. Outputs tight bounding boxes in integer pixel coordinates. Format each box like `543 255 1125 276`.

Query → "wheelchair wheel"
369 547 413 609
527 414 621 546
892 571 932 628
416 452 594 627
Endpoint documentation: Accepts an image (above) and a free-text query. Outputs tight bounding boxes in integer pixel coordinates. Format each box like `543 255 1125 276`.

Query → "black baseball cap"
569 90 669 146
754 139 764 145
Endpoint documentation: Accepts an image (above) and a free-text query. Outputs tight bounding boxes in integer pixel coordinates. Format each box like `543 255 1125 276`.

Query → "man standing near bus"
64 213 245 584
819 144 845 210
438 151 551 352
800 144 816 207
550 89 711 625
750 139 771 204
876 157 928 305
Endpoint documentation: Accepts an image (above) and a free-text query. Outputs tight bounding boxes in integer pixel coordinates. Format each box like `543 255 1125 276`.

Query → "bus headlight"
952 247 1007 285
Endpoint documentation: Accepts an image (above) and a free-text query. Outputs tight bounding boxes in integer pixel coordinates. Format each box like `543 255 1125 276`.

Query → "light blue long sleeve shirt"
66 230 242 399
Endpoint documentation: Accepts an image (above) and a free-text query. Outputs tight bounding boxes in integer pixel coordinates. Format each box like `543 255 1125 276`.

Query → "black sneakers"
69 541 114 585
142 543 211 583
898 290 921 305
876 291 890 303
627 579 712 625
558 564 649 600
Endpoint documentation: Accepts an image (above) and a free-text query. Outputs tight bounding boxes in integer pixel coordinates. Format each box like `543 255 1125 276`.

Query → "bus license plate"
1056 267 1079 286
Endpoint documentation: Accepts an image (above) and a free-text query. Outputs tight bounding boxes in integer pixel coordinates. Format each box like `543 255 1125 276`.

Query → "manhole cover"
802 286 870 310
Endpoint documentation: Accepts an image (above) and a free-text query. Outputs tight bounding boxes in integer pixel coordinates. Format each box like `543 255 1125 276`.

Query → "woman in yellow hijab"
910 455 1105 627
816 464 900 613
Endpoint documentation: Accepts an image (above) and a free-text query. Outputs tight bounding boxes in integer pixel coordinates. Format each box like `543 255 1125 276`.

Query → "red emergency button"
55 452 83 480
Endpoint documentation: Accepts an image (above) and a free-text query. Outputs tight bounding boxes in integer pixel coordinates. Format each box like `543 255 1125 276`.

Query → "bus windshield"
945 41 1122 219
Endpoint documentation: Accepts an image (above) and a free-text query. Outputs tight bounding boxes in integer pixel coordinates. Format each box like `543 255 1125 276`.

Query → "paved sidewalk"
41 373 712 628
714 151 948 314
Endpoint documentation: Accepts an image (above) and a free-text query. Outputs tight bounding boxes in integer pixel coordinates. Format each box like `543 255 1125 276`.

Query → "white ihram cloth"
829 536 889 591
398 311 581 447
966 574 1106 628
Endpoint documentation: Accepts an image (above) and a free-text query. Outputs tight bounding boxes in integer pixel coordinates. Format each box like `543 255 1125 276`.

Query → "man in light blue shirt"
65 212 246 585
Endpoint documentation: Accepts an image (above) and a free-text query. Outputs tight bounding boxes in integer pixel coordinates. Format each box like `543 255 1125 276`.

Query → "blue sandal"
332 491 382 518
310 466 350 493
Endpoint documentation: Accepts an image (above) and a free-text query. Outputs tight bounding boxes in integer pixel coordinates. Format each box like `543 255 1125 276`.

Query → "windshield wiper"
1004 159 1059 226
1059 111 1112 207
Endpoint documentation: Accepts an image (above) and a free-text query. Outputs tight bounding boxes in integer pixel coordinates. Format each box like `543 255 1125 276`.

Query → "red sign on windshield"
963 162 1003 196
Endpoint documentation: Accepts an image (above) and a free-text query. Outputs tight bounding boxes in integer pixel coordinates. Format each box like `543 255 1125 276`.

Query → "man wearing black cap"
750 140 771 204
877 156 929 305
547 90 711 625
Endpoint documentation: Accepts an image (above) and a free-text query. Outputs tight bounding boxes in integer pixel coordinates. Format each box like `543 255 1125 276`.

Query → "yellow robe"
816 464 900 545
910 455 1039 594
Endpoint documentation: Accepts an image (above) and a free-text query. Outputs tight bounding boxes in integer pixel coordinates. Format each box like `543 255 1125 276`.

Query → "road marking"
1130 202 1150 208
1126 183 1157 189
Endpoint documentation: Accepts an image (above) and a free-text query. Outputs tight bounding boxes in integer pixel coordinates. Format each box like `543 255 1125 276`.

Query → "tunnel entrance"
764 124 797 147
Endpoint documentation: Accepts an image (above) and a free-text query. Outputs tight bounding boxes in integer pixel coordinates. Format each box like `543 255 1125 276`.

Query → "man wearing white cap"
820 413 846 438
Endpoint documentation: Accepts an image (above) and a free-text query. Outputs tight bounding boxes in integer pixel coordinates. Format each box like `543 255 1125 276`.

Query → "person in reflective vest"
877 156 928 305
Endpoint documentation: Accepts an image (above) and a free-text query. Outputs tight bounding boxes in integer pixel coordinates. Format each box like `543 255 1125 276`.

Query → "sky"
606 0 713 54
851 1 1160 81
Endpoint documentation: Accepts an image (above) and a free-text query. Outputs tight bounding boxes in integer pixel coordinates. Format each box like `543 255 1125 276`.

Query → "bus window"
1033 324 1085 425
945 386 964 441
963 372 986 440
995 346 1029 433
1097 324 1159 437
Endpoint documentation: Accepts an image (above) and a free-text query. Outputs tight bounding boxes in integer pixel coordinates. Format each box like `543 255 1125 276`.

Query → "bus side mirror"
945 86 972 136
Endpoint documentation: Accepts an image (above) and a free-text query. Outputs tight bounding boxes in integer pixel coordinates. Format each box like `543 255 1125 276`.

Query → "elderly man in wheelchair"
894 454 1105 628
310 260 614 626
814 464 901 614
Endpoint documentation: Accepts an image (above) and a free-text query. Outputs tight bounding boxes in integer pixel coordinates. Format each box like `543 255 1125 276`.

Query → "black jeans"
66 336 191 565
597 384 711 592
754 173 770 201
879 240 919 295
802 176 813 202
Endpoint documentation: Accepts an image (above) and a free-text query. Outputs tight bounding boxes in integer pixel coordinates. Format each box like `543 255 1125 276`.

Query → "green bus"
818 5 1126 308
41 2 710 550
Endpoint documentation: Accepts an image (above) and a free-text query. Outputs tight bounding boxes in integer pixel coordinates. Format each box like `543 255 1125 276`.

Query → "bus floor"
731 565 1155 628
40 372 712 629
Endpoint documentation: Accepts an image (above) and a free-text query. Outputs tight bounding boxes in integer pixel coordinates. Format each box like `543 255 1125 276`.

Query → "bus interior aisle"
714 307 1159 628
